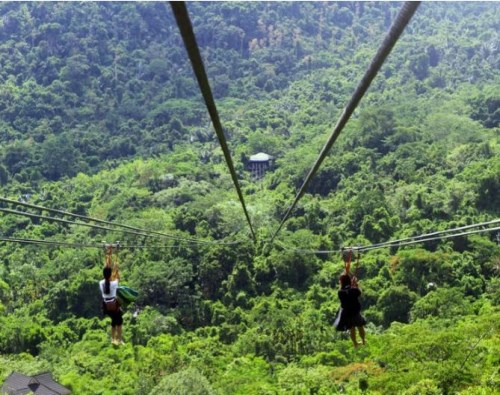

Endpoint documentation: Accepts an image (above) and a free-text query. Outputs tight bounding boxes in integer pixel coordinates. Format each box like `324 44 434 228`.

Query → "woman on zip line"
335 249 367 347
99 243 124 346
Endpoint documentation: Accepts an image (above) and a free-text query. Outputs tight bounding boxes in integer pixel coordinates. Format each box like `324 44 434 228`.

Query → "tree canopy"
0 2 499 394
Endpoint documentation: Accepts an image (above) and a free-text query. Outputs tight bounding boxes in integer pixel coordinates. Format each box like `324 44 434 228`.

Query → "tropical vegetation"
0 2 498 394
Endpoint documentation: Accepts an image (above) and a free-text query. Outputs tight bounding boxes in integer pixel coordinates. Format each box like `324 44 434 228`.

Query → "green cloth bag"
117 285 139 307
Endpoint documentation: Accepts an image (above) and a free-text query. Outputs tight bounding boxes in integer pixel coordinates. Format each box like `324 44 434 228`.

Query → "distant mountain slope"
0 2 497 184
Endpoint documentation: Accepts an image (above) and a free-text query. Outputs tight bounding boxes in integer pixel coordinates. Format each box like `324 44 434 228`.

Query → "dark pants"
107 310 123 327
102 301 123 327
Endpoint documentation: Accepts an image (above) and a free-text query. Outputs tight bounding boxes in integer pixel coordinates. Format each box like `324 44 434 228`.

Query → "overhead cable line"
270 1 421 242
170 1 257 243
0 207 153 238
357 226 500 252
4 222 498 252
0 196 241 245
276 221 500 255
0 237 98 249
349 219 500 252
0 196 160 234
0 236 198 250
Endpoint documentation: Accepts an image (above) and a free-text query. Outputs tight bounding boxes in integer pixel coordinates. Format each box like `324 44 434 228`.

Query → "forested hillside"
0 2 499 394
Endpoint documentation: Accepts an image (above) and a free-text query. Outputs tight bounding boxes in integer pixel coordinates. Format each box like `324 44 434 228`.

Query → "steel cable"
170 1 257 242
271 2 421 242
0 197 242 245
275 222 500 255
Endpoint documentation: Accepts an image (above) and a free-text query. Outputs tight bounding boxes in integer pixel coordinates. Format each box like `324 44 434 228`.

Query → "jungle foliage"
0 2 499 394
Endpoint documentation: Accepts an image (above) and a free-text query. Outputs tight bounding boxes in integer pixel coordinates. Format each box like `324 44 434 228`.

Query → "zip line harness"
103 241 139 307
104 241 121 281
341 247 361 279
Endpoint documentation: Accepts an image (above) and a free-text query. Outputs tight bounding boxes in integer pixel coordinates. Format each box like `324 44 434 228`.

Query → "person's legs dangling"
358 326 366 345
350 327 359 347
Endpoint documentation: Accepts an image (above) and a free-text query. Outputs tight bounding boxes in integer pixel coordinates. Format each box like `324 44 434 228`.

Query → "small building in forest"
248 152 274 180
1 372 71 395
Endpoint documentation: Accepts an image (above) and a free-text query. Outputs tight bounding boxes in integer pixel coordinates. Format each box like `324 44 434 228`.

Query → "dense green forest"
0 2 499 394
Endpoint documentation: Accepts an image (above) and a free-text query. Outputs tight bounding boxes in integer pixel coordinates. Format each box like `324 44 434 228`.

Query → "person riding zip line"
99 244 124 346
335 249 367 347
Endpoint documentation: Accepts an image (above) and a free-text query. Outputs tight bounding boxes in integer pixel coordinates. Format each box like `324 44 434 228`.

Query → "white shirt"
99 279 119 299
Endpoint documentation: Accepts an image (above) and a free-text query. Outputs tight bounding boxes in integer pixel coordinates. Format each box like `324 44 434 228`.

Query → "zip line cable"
0 207 153 238
0 237 98 249
270 1 421 243
275 222 500 255
0 197 169 236
0 236 195 250
0 206 238 245
358 226 500 252
0 197 242 245
348 219 500 252
170 1 257 243
278 226 500 255
2 222 498 252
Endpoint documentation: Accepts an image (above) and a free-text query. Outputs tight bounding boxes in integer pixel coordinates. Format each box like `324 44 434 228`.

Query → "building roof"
2 372 70 395
249 152 273 162
32 374 70 395
2 372 32 394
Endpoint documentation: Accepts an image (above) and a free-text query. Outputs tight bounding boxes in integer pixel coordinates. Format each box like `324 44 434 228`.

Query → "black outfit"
335 285 366 331
102 300 123 327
